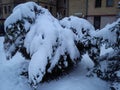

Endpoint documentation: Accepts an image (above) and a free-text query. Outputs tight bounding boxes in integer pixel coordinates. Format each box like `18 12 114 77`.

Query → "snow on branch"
92 18 120 49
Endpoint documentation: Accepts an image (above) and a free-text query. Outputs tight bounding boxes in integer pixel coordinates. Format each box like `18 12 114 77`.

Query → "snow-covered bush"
93 19 120 50
88 19 120 90
4 2 81 87
4 2 42 60
90 51 120 90
4 1 119 89
60 16 100 65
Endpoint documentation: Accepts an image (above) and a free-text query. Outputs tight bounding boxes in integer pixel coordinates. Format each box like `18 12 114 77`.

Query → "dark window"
0 6 2 17
14 0 25 5
8 6 11 13
94 16 101 29
64 0 66 4
50 6 53 15
95 0 102 8
63 9 66 16
0 22 5 35
50 7 52 12
4 6 7 14
106 0 114 7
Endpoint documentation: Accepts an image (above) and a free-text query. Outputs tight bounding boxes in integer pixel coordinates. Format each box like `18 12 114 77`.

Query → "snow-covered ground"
0 37 109 90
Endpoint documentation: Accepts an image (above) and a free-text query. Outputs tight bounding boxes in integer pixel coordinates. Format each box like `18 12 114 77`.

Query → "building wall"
37 0 57 17
0 0 70 21
87 0 119 29
88 0 119 16
57 0 69 19
0 0 14 19
101 16 116 28
68 0 87 18
0 0 14 33
87 16 94 25
88 16 117 29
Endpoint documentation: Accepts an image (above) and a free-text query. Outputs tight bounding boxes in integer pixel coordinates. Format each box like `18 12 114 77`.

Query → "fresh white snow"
2 2 119 90
92 18 120 45
0 37 109 90
60 16 95 41
4 2 81 85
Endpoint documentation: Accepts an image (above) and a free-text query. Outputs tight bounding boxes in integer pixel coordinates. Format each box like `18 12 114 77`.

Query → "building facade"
68 0 119 29
0 0 57 20
87 0 120 29
0 0 14 35
57 0 69 19
0 0 120 34
68 0 87 18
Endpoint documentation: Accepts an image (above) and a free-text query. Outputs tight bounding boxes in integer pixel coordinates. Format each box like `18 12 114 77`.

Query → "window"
94 16 101 29
50 6 53 14
64 0 66 4
4 6 7 14
95 0 102 8
50 7 52 12
8 6 11 13
63 9 66 16
0 6 2 18
106 0 114 7
0 22 5 35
